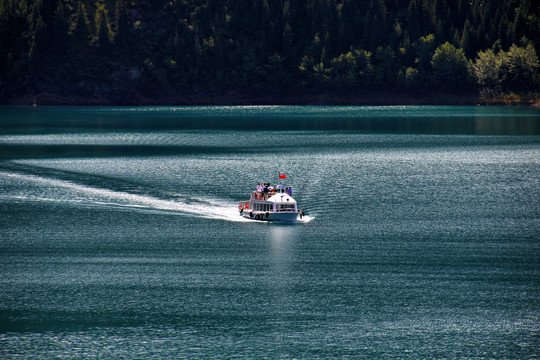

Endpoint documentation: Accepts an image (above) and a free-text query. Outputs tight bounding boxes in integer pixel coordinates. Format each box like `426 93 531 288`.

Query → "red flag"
279 174 287 179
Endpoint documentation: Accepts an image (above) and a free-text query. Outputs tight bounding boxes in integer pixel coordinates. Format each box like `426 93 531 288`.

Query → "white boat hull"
241 210 300 222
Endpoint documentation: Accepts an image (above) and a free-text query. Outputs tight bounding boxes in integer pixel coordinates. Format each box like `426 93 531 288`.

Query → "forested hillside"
1 0 539 104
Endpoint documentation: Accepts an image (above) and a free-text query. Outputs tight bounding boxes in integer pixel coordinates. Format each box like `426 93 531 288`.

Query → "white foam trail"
1 171 250 222
296 215 315 223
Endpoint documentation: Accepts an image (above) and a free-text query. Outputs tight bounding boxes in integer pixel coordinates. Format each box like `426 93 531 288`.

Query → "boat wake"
296 215 315 224
1 170 251 223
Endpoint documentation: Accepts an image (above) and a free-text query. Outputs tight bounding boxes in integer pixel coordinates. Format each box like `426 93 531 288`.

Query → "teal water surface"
1 106 539 359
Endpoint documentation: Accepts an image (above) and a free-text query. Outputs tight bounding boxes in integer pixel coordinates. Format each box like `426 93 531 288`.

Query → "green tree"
28 0 66 66
364 0 388 51
512 0 528 45
472 48 502 92
94 0 112 46
434 0 448 43
338 0 359 52
299 55 316 82
52 0 70 46
71 2 90 44
320 30 332 63
28 15 46 64
461 18 477 58
313 61 330 84
0 0 31 91
407 0 423 41
398 66 419 89
265 53 289 86
431 42 471 88
113 0 129 45
412 33 435 73
282 22 294 65
501 44 539 91
373 46 395 86
328 48 372 87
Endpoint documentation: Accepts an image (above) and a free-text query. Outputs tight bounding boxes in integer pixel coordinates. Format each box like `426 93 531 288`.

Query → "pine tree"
407 0 423 41
52 0 69 45
364 0 388 51
94 0 112 46
461 19 476 58
412 33 435 83
282 22 294 64
28 0 51 60
373 46 395 85
71 2 90 44
512 0 528 44
113 0 129 45
434 0 447 42
338 0 359 51
28 15 46 64
321 30 332 63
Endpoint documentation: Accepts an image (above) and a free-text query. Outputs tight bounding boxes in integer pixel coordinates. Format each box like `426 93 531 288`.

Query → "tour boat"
238 181 304 222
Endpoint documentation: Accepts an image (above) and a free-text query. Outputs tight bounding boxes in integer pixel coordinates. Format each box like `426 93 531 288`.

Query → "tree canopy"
0 0 538 103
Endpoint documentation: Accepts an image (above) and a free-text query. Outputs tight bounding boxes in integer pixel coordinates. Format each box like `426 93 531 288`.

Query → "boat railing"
251 191 278 200
238 201 250 211
251 191 263 200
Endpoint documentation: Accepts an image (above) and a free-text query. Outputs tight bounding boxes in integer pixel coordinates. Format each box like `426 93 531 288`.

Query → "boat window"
277 204 295 211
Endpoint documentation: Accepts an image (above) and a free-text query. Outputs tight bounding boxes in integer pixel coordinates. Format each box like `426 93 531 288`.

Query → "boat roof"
268 193 296 203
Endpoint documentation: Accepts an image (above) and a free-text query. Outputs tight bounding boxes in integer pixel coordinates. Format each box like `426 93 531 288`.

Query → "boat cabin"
248 191 297 212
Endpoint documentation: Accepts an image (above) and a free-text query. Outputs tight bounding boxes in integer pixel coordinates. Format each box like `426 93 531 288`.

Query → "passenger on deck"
257 183 263 193
286 187 292 196
263 184 269 200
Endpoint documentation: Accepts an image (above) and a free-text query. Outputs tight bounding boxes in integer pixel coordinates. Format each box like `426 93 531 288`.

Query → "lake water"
1 106 539 359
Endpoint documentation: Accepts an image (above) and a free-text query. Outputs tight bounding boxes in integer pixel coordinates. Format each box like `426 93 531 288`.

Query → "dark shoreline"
3 90 539 107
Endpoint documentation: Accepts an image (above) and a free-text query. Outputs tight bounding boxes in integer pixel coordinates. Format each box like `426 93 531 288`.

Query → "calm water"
1 106 539 359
